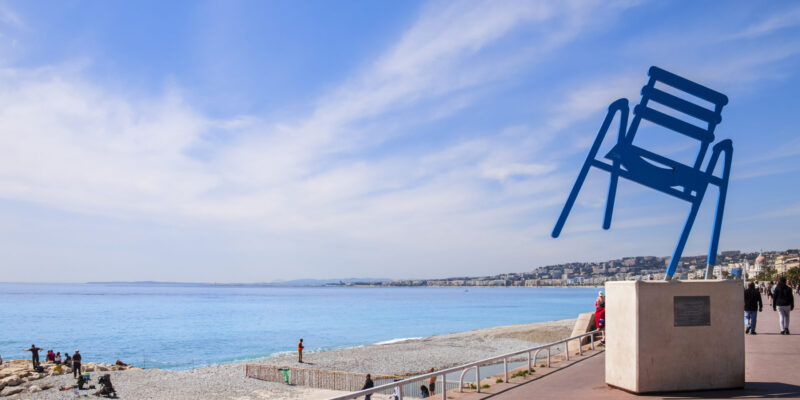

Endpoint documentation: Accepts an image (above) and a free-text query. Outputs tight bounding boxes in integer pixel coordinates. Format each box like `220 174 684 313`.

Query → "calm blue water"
0 283 596 370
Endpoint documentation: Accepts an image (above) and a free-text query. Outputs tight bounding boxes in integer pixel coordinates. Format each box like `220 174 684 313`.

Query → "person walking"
72 350 82 378
297 339 304 363
744 281 763 334
428 367 436 394
361 373 374 400
24 344 42 369
767 281 774 307
773 277 794 334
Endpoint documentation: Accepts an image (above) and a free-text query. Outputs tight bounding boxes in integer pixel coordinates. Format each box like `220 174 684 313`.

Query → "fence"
245 364 399 392
325 329 603 400
245 364 462 396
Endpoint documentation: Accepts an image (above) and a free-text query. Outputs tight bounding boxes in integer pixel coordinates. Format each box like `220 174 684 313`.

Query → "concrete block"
568 312 596 351
605 280 744 393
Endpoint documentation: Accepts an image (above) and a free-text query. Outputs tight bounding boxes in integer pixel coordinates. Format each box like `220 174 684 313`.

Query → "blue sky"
0 0 798 282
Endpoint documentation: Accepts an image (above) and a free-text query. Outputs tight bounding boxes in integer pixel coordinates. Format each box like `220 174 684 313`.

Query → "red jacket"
595 307 605 329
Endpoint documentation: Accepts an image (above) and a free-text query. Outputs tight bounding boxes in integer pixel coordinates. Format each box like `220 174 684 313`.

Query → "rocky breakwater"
0 359 142 397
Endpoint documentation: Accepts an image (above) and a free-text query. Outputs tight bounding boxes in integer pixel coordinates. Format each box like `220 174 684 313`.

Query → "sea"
0 283 598 370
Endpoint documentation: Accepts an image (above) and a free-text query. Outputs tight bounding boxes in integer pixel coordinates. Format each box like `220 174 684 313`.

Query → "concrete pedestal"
605 280 744 393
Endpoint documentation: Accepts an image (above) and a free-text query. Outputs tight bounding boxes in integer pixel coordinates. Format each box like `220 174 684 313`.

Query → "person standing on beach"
744 282 763 335
24 344 42 368
773 277 794 335
72 350 82 378
361 373 374 400
428 367 436 394
297 339 304 363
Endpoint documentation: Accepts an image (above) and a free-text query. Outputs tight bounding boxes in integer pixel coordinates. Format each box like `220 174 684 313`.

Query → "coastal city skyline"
1 1 800 282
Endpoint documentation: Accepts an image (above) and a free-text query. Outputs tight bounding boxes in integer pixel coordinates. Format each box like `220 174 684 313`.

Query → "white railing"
326 329 603 400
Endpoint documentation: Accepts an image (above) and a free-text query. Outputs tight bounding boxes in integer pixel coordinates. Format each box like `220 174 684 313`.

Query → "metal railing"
326 329 603 400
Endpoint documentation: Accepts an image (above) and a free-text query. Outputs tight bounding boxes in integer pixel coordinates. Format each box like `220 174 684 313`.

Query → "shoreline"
3 318 578 399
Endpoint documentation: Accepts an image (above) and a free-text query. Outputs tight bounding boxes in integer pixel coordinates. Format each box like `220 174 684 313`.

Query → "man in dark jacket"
24 345 42 369
773 277 794 334
72 350 82 378
744 282 763 334
361 374 374 400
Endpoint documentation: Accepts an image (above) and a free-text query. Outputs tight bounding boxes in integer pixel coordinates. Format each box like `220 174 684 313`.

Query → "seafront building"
344 248 799 287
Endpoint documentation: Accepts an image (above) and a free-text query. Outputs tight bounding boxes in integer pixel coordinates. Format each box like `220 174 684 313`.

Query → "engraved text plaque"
674 296 710 327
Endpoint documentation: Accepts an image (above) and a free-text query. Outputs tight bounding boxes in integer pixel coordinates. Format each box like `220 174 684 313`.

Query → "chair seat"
605 143 707 196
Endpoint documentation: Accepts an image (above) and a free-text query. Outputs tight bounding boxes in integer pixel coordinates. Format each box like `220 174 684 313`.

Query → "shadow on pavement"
655 382 800 399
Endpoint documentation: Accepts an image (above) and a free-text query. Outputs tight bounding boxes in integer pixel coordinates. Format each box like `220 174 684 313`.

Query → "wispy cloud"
732 6 800 39
1 0 798 281
0 1 632 238
0 5 23 29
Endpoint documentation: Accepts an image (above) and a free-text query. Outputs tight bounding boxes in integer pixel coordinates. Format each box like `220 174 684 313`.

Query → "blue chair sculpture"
552 66 733 280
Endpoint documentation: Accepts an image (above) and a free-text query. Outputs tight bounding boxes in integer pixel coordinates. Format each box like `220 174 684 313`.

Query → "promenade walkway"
489 295 800 400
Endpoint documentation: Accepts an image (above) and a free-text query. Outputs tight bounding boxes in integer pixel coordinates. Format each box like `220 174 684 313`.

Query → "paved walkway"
491 295 800 399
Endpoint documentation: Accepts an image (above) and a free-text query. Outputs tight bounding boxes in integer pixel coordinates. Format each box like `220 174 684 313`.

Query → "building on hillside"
753 253 766 274
775 254 800 274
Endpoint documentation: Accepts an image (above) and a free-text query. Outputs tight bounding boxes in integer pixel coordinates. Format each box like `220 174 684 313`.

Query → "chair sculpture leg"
705 181 729 278
603 164 620 230
552 99 629 238
602 106 629 230
704 140 733 278
665 201 702 280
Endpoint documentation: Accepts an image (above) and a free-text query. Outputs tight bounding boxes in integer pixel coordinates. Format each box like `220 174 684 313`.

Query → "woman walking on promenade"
772 277 794 335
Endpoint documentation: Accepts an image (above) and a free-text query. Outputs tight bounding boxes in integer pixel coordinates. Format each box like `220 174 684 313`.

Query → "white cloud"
0 5 23 29
732 7 800 39
6 0 798 281
0 1 624 230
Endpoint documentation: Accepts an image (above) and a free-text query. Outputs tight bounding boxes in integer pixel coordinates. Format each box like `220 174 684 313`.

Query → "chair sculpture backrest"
626 66 728 173
552 66 733 280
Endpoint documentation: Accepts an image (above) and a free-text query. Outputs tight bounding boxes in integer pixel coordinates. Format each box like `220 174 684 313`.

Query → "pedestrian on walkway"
297 339 304 363
767 281 774 307
744 282 763 334
361 373 374 400
773 277 794 335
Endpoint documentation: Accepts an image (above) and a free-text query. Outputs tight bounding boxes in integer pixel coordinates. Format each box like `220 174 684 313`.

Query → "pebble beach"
1 318 575 399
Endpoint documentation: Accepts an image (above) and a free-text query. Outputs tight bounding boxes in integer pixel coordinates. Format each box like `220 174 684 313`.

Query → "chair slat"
634 105 715 143
642 86 721 125
648 66 729 107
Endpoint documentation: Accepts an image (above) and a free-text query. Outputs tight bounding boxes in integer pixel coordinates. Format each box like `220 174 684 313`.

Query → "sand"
7 318 575 399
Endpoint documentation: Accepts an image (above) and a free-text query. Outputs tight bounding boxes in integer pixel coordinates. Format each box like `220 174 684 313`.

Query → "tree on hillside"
756 267 777 282
786 267 800 286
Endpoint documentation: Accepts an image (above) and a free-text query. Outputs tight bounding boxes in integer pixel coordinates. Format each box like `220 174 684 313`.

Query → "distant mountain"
269 278 392 286
86 278 392 287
